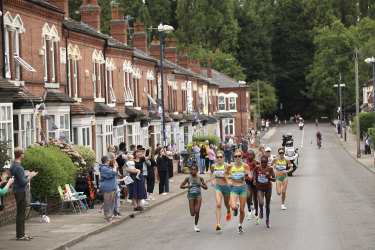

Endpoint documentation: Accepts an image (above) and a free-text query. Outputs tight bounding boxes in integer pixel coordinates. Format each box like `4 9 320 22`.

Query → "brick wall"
0 189 16 227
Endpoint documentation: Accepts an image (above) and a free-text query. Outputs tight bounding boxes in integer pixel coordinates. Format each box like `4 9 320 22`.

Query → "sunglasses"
217 156 224 159
234 155 242 158
279 152 284 155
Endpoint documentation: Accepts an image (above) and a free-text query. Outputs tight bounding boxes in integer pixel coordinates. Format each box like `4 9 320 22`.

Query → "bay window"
0 104 13 157
13 110 36 149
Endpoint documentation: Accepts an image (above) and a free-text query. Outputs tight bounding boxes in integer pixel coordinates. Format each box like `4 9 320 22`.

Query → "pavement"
0 127 277 250
333 126 375 174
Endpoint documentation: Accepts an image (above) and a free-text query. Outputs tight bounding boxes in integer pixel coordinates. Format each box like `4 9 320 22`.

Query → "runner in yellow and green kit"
210 150 231 231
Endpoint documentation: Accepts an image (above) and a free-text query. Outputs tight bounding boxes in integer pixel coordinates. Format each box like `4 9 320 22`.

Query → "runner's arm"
224 164 232 187
210 166 215 187
180 177 190 189
244 163 252 179
199 177 208 190
268 168 276 182
287 160 293 173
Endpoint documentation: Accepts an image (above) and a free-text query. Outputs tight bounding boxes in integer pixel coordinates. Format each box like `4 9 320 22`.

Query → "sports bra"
231 163 245 181
213 163 226 179
276 157 287 171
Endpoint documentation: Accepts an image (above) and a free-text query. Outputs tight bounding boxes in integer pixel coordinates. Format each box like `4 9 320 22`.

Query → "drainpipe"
103 39 108 104
1 0 5 78
65 28 70 96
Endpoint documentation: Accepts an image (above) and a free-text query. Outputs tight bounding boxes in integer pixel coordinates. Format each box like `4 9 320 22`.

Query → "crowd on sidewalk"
98 142 180 223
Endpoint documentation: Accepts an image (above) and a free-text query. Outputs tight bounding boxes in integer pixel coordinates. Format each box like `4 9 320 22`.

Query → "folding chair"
66 184 89 212
57 186 80 214
27 194 47 220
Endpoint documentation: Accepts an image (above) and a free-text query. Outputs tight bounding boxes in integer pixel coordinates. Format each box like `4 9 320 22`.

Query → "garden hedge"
353 112 374 139
22 146 76 198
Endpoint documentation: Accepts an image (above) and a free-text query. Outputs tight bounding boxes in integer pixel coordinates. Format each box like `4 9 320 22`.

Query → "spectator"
204 140 210 173
116 142 127 175
242 146 248 163
166 145 175 180
192 142 201 173
99 156 118 222
106 145 116 161
146 148 157 200
224 142 232 163
208 145 215 170
154 143 161 156
126 148 151 211
364 133 371 154
0 171 14 196
10 147 38 241
156 148 171 195
200 145 207 174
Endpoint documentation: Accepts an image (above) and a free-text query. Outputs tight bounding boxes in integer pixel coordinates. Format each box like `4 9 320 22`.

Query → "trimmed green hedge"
23 146 76 198
353 112 374 139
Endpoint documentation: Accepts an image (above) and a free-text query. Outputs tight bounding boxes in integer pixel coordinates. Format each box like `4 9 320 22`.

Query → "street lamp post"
239 81 246 141
365 57 375 125
158 23 174 148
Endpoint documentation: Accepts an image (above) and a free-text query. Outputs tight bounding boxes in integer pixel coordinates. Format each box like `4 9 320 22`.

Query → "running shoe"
194 226 200 232
238 225 244 234
281 204 287 210
247 211 252 220
254 216 260 225
259 210 263 219
233 207 238 217
266 221 271 228
226 210 232 221
216 224 221 231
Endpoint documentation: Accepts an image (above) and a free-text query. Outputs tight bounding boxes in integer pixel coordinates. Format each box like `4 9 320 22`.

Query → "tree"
332 0 359 27
249 80 278 118
359 0 375 19
175 0 239 53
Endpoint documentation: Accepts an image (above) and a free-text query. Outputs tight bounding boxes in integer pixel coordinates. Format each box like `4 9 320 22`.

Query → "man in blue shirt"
10 147 38 241
364 133 371 154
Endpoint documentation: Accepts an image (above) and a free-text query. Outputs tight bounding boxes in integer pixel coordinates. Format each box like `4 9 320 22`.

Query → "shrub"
74 145 96 173
353 112 374 139
368 127 375 148
23 146 76 198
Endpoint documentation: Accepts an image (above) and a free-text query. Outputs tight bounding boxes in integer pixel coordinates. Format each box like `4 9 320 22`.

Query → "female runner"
210 150 231 231
246 150 259 224
224 150 252 234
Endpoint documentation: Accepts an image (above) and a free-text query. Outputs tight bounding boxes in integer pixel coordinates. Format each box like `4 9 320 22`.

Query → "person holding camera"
0 171 14 197
10 147 38 241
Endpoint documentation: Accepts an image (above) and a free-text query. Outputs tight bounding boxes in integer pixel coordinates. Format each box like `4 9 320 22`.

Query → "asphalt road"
70 124 375 250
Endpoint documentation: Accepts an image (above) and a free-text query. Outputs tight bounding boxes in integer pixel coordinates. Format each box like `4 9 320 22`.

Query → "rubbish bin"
180 151 191 169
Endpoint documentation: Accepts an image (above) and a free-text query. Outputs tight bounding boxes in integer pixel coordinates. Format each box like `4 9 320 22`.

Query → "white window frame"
224 118 235 135
142 127 148 148
45 106 70 140
73 126 92 148
106 58 116 103
13 109 36 149
95 117 113 162
229 97 236 111
0 103 14 158
92 50 105 99
126 122 141 146
113 125 124 147
218 95 226 111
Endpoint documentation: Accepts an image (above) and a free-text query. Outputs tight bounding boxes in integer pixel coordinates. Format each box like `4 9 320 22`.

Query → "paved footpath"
333 127 375 174
0 128 276 250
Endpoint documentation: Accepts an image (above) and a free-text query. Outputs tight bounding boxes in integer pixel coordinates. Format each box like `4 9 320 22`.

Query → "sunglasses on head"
234 155 242 158
217 156 224 159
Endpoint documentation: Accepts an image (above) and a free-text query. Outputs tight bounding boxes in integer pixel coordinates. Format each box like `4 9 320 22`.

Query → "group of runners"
180 146 294 233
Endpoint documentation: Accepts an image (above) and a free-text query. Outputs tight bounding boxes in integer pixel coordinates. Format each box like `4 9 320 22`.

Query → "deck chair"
57 186 80 214
66 184 89 212
27 194 47 220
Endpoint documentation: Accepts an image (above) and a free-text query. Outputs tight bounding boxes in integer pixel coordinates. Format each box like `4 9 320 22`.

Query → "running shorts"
187 193 202 200
245 179 257 190
230 185 247 196
276 174 288 182
257 187 272 194
215 184 230 196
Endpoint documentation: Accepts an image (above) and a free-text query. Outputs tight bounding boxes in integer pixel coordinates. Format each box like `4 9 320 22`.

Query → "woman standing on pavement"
224 150 252 234
180 165 208 232
210 150 231 231
270 147 293 210
253 155 275 228
99 156 118 222
208 144 216 171
155 148 170 195
246 150 260 224
200 145 207 174
192 142 201 173
126 148 151 211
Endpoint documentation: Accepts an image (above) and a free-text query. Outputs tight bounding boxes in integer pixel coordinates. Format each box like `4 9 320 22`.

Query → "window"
142 127 148 147
92 50 105 99
0 104 13 157
132 67 141 107
229 97 236 111
123 60 133 104
67 44 81 98
96 120 113 161
3 12 35 80
224 118 235 135
13 111 36 149
105 124 113 148
113 125 124 147
46 111 70 140
219 96 225 111
127 123 141 146
106 58 116 103
72 126 91 148
42 24 59 83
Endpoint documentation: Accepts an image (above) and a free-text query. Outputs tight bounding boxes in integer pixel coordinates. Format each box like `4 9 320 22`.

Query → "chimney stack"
165 38 177 63
80 0 101 31
207 58 212 78
177 49 189 69
150 40 160 59
132 22 148 52
46 0 69 18
110 7 127 44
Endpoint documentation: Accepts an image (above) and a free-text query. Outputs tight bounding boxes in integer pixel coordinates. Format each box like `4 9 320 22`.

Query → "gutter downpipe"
103 39 108 105
1 0 6 78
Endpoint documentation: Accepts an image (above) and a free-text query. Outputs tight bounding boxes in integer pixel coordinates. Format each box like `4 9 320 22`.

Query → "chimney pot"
179 51 183 55
166 38 170 47
139 22 145 32
80 0 101 31
171 38 175 47
133 22 138 32
45 0 69 18
132 22 147 52
91 0 98 5
111 8 117 20
196 59 200 64
118 7 124 19
184 49 188 56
